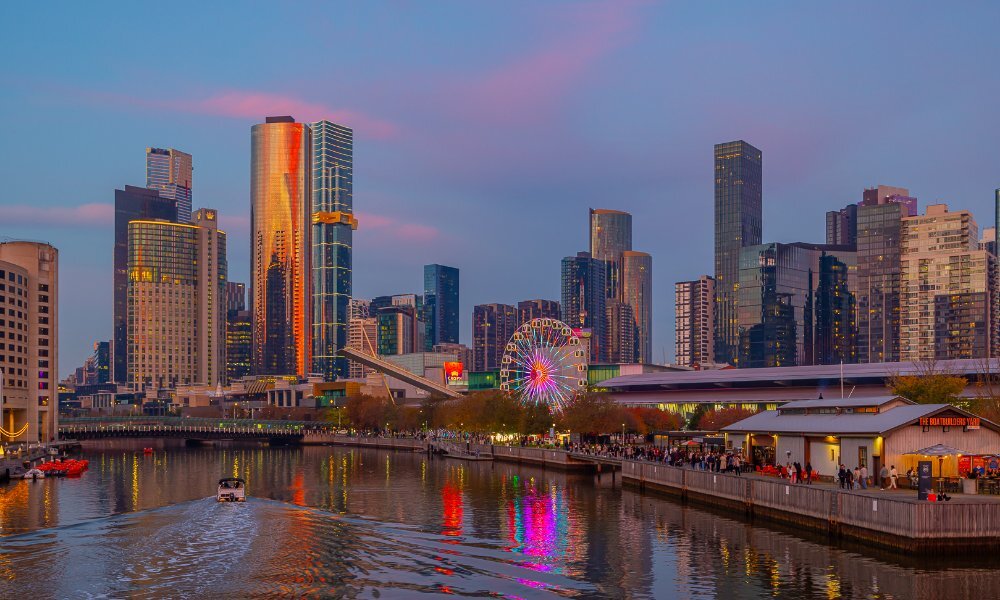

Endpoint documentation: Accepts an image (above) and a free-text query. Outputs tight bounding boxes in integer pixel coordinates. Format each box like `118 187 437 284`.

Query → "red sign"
919 417 980 428
444 362 464 382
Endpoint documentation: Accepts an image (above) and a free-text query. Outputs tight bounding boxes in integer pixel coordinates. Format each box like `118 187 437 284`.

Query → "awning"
903 443 970 457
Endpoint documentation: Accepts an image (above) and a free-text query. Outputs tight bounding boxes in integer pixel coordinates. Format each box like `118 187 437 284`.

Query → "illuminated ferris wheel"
499 318 588 413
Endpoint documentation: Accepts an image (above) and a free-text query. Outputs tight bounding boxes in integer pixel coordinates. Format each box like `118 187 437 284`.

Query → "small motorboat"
23 468 45 480
217 477 246 502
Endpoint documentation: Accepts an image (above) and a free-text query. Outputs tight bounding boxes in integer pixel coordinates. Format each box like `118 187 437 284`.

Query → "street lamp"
622 423 626 443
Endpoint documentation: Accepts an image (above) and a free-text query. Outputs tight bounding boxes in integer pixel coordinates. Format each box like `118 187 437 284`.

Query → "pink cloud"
355 211 440 243
0 202 113 227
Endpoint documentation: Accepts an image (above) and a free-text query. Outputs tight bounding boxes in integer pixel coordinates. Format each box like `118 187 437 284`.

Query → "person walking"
852 466 861 490
805 461 813 484
879 465 890 490
890 465 898 490
860 465 869 490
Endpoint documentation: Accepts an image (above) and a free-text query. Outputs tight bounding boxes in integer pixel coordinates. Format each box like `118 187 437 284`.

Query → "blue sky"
2 1 999 375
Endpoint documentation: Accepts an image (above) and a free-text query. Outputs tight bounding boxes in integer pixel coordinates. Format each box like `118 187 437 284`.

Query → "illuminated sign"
444 362 464 383
919 417 980 428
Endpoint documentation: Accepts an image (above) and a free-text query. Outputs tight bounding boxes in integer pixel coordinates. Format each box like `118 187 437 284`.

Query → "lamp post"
622 423 626 444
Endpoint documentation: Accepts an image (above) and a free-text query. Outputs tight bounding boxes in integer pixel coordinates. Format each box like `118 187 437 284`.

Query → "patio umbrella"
681 440 701 447
903 444 970 479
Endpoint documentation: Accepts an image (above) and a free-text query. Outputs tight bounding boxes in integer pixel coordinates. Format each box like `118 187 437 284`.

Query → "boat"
23 468 45 480
143 447 153 455
217 477 246 502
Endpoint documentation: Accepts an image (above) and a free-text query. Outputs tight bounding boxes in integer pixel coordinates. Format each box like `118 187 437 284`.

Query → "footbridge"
58 417 327 443
340 347 462 398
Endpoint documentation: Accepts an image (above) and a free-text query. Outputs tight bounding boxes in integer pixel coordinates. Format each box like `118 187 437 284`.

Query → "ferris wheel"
499 318 588 412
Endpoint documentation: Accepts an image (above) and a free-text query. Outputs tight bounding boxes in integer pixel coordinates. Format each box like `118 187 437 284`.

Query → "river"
1 441 998 599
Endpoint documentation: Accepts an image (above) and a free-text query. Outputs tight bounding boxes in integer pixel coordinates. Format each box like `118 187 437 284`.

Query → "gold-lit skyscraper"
250 116 312 376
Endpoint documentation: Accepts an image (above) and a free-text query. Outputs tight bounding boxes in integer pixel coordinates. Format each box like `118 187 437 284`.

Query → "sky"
1 1 999 376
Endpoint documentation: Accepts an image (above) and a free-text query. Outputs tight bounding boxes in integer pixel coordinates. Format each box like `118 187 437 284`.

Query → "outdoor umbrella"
903 443 970 480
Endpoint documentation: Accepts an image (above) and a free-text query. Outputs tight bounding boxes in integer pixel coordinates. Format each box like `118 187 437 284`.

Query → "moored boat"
23 468 45 480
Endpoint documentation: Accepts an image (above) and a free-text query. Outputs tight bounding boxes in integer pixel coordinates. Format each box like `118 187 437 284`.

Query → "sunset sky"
2 1 999 373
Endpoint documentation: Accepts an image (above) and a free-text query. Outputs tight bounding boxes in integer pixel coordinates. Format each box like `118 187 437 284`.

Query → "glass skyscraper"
310 120 355 379
146 147 193 223
561 252 607 363
714 140 762 366
423 264 460 349
622 251 652 363
472 303 517 371
250 116 311 376
589 209 632 299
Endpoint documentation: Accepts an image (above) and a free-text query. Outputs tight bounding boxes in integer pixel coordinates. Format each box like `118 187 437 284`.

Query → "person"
838 465 847 489
852 466 861 490
733 455 741 476
880 465 890 490
860 465 868 490
805 462 813 484
890 465 898 489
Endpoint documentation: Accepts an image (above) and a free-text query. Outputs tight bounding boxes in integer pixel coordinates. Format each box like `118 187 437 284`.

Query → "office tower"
226 282 246 312
606 301 636 363
310 120 356 380
370 295 394 314
714 140 763 365
423 264 460 350
856 185 917 363
127 208 227 388
93 341 111 384
590 209 632 299
813 254 857 365
517 299 561 325
146 147 193 223
561 252 607 362
0 241 58 443
377 305 422 355
226 309 252 383
675 276 715 368
899 204 998 360
738 242 856 368
472 303 517 371
826 203 858 247
621 251 652 363
113 185 177 383
250 116 311 376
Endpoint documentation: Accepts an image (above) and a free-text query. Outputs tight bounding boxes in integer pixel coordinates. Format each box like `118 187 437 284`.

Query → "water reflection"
1 441 999 598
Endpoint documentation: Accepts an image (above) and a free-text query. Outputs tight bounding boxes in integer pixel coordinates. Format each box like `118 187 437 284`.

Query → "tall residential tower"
423 264 460 349
146 147 193 223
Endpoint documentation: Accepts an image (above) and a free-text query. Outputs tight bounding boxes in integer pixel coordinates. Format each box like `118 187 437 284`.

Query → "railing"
58 421 308 437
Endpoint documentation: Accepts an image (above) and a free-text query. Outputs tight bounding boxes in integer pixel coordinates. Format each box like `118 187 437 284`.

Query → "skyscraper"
377 305 422 356
674 276 715 368
146 147 193 223
93 341 111 384
856 185 917 363
606 301 636 363
113 185 177 383
473 303 517 371
126 208 226 388
0 241 58 443
561 252 607 362
621 251 652 363
310 120 356 380
423 264 460 348
813 253 857 365
590 209 632 299
826 203 858 247
250 116 311 376
226 282 246 312
517 299 561 325
713 140 762 365
226 309 252 383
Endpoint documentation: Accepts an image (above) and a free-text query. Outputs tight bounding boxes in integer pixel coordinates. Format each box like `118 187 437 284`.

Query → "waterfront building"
146 147 193 223
622 251 652 363
826 203 858 247
0 241 58 443
674 276 715 368
899 204 998 360
517 299 561 325
606 301 636 364
590 208 632 299
226 309 252 383
226 282 246 312
856 185 917 363
561 252 607 362
127 208 226 389
377 305 422 356
423 264 460 349
472 303 517 371
310 120 356 380
250 116 311 377
714 140 763 365
113 185 177 383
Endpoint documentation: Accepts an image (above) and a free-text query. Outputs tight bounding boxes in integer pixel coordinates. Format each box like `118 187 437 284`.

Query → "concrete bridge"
58 417 326 444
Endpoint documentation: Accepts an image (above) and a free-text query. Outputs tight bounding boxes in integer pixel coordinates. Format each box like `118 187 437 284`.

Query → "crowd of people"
568 442 749 474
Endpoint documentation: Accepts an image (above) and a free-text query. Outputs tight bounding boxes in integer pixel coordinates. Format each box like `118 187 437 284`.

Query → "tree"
887 360 967 405
697 407 756 431
557 393 626 435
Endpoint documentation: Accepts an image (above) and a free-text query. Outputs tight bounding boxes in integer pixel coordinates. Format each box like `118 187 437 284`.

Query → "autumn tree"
696 407 756 431
887 360 967 405
557 393 627 435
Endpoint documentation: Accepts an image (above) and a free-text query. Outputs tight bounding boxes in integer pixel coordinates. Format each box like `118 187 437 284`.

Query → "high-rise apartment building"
590 209 632 299
856 185 917 363
250 116 311 376
0 241 58 443
675 276 715 368
606 301 636 363
714 140 763 365
517 299 561 326
813 253 857 365
146 147 193 223
226 309 252 383
310 120 356 380
226 282 246 312
473 303 517 371
377 305 423 356
899 204 998 360
826 203 858 247
561 252 607 362
423 264 460 348
622 251 652 363
126 208 226 388
113 185 177 383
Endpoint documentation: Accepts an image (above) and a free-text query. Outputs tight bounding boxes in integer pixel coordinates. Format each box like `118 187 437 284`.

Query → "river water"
1 441 998 599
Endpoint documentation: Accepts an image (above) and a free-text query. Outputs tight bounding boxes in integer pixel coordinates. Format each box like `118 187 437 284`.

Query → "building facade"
146 147 193 223
561 252 607 362
377 305 422 356
226 282 246 312
250 116 312 377
423 264 460 348
622 251 652 363
310 120 355 380
126 209 227 388
0 241 58 443
900 204 998 360
714 140 763 365
226 309 252 383
675 276 715 368
473 303 517 371
347 316 378 378
113 185 177 383
826 203 858 247
606 301 636 363
517 299 561 326
589 208 632 299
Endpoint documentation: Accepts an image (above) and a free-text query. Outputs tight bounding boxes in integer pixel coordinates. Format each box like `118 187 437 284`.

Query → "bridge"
341 347 462 398
58 417 329 443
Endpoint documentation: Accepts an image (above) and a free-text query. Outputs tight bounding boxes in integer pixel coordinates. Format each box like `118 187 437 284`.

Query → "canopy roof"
904 444 969 457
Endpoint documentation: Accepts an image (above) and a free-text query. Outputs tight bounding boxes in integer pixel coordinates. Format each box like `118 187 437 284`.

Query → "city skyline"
3 3 1000 373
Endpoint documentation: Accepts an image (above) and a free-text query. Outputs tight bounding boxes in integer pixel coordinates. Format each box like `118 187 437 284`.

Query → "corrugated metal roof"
722 404 949 435
778 396 906 410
